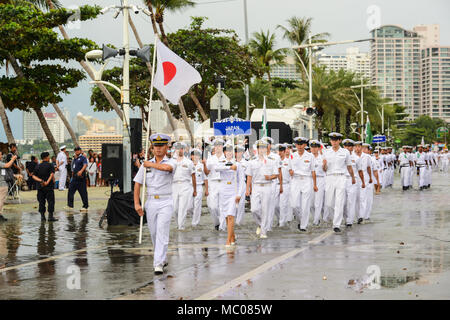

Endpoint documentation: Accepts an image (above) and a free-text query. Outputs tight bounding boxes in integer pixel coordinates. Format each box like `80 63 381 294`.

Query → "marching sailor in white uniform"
172 142 196 230
190 148 207 227
274 144 292 228
235 145 248 226
245 140 279 239
398 146 413 190
289 137 318 232
133 133 176 275
310 140 326 226
322 133 356 233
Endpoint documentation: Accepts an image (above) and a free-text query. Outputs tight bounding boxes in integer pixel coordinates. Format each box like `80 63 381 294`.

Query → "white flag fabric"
154 40 202 105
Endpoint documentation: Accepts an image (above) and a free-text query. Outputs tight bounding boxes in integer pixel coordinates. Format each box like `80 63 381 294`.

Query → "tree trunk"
145 2 161 36
345 109 351 136
46 0 124 120
335 110 341 133
35 108 59 155
158 21 169 46
128 16 177 133
0 95 15 144
52 103 79 146
189 90 208 121
179 99 194 146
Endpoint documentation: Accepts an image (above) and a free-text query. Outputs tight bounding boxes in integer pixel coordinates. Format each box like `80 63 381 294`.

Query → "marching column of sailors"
134 132 446 275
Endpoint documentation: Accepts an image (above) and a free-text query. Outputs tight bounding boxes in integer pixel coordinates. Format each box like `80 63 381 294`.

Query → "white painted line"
195 230 334 300
0 245 104 273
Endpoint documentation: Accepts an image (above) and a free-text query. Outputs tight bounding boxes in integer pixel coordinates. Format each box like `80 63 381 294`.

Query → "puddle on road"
380 273 421 288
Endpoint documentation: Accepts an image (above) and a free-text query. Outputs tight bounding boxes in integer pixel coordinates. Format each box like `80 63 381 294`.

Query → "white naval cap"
60 145 67 150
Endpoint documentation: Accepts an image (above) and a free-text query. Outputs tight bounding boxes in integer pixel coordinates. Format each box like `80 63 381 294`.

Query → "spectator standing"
0 151 18 222
25 156 39 190
87 157 97 187
56 146 68 191
67 147 89 212
96 153 103 187
32 152 57 222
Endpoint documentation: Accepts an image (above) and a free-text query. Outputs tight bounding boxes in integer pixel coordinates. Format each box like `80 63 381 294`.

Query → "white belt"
254 183 271 187
173 180 190 184
293 175 311 179
327 173 345 176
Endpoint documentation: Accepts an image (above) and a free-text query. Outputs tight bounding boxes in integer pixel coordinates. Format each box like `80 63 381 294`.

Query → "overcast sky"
2 0 449 141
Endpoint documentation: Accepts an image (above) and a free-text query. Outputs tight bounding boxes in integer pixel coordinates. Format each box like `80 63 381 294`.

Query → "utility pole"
218 82 222 121
308 35 313 139
122 0 131 193
243 0 250 120
360 78 364 141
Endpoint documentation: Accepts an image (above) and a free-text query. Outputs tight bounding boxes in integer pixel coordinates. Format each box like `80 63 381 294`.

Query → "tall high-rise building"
22 109 69 143
370 25 421 119
317 47 371 79
413 24 440 49
267 55 302 81
420 46 450 122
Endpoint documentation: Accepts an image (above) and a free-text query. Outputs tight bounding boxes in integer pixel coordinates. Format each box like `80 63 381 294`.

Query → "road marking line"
0 245 104 273
195 230 334 300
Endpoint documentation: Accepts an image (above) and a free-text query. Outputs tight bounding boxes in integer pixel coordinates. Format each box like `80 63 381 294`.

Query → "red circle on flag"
163 61 177 85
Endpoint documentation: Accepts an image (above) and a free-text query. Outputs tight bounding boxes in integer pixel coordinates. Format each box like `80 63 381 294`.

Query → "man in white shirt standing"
354 141 373 224
56 145 68 191
442 149 449 174
415 145 429 190
310 140 326 226
204 138 225 230
398 146 413 191
235 145 248 226
274 144 292 228
363 144 377 221
172 142 196 230
245 140 279 239
289 137 318 232
190 148 207 227
322 133 356 233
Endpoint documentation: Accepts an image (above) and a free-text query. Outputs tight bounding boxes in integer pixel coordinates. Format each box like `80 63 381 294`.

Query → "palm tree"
281 66 358 139
0 95 15 144
249 30 286 82
277 17 330 75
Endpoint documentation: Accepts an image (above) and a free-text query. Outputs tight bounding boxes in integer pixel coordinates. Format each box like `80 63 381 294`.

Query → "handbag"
4 167 15 184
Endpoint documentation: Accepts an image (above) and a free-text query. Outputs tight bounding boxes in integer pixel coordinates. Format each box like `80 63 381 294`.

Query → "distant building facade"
23 109 69 143
318 47 371 79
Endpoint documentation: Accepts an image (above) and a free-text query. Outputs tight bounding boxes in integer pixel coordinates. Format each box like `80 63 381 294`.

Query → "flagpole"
263 96 267 137
139 35 158 244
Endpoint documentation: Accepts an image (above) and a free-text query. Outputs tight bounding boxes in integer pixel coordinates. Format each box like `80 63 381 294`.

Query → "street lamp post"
232 80 249 121
243 0 250 120
293 38 373 140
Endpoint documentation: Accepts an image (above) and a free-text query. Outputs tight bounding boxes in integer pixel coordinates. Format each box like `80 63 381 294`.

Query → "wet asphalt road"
0 171 449 300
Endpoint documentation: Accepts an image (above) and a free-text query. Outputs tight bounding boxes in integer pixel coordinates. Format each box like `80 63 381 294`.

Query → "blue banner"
213 118 251 136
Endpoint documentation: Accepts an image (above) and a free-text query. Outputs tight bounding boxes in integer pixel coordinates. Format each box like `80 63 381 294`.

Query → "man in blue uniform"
67 146 89 212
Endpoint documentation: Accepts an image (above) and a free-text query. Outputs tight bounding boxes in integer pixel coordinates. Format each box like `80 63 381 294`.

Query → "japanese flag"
154 40 202 105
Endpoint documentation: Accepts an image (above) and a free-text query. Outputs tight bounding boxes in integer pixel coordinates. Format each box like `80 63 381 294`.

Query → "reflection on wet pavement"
0 172 449 299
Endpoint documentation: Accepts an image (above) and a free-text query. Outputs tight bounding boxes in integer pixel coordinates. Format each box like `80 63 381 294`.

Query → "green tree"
249 30 286 81
0 2 99 154
277 16 330 75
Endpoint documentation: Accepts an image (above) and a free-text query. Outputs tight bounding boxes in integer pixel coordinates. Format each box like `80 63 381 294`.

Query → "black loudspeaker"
130 118 142 154
102 143 123 181
251 121 293 144
209 110 231 128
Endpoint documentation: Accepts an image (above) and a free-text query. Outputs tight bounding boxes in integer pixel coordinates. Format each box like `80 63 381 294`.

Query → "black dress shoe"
0 215 7 222
300 228 307 232
357 218 363 224
297 224 301 231
346 224 352 228
214 225 219 231
333 227 341 233
163 262 169 267
40 213 46 222
47 213 58 222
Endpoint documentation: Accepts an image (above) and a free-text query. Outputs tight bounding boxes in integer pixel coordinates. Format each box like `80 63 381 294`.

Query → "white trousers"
274 183 291 227
58 167 67 190
290 176 313 229
173 181 193 230
250 184 272 236
365 183 374 219
418 167 427 188
356 180 368 220
191 185 203 226
312 176 325 225
235 188 246 225
426 167 432 186
267 182 277 231
325 175 347 228
443 160 449 174
344 178 357 225
410 166 415 186
207 180 221 227
145 197 173 268
400 166 410 187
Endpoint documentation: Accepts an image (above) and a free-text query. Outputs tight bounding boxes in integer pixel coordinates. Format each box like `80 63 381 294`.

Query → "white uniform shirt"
356 152 372 181
312 153 325 177
206 154 225 181
347 152 362 177
322 147 352 175
399 152 410 166
173 157 194 183
215 160 245 195
246 157 279 184
290 151 315 176
56 151 67 170
193 161 206 185
415 152 426 165
133 156 177 196
280 156 292 183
